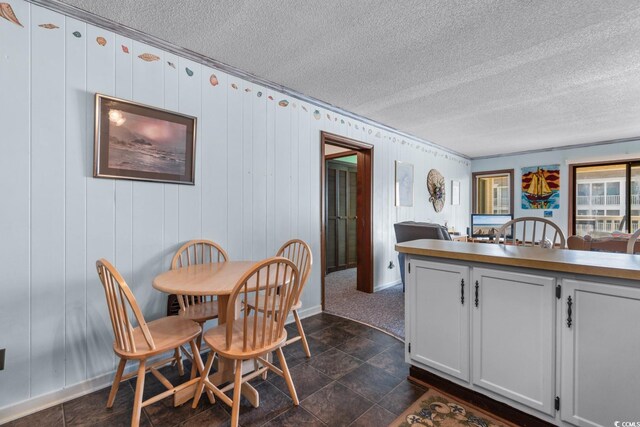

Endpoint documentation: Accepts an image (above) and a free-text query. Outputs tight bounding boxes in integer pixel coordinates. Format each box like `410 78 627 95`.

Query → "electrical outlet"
0 348 5 371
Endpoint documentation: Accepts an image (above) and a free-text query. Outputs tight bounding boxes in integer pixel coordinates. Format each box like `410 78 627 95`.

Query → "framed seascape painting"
395 161 414 207
94 94 197 184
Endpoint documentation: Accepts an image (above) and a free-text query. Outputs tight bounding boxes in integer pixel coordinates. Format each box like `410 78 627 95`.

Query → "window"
576 183 590 206
607 182 620 195
571 161 640 236
577 183 590 196
592 183 605 204
606 182 621 205
632 180 640 207
473 170 514 214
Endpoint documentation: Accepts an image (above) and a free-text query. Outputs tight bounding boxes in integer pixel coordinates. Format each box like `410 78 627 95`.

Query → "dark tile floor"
5 313 426 427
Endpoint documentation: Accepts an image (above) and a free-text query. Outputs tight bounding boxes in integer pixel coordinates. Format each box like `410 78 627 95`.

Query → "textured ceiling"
59 0 640 157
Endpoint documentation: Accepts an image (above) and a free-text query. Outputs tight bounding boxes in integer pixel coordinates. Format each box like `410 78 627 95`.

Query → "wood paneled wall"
0 0 470 414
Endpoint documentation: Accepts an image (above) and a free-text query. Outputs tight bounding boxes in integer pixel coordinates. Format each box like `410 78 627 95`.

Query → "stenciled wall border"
26 0 470 161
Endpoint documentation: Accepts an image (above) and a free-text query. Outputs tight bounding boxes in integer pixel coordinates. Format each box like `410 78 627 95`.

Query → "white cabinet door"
561 279 640 427
472 268 556 415
407 259 470 381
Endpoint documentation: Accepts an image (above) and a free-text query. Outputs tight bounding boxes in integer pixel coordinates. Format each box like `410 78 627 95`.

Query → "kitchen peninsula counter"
396 239 640 282
397 238 640 426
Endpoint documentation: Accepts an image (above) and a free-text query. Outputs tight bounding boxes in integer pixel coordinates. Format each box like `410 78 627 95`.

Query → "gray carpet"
324 268 405 339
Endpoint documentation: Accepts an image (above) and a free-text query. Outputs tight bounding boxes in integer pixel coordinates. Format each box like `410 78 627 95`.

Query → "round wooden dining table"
153 260 269 408
153 261 259 322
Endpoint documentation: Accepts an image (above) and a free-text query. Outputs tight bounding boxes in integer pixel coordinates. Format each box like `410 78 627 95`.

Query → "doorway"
325 153 358 273
320 132 373 310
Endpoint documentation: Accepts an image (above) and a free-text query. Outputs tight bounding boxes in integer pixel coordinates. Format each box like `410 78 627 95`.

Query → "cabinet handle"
567 296 573 328
460 279 465 305
475 280 479 308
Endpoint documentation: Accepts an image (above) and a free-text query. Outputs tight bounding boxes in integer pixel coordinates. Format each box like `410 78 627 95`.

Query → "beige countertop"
396 239 640 282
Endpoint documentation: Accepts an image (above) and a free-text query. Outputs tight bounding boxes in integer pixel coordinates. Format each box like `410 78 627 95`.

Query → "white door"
407 259 470 381
561 279 640 427
472 268 556 415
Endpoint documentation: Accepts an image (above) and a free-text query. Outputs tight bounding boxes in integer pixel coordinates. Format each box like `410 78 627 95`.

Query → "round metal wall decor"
427 169 446 212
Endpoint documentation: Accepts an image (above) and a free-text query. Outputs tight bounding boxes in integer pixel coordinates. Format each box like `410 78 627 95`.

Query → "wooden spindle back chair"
171 239 229 312
171 239 228 373
494 217 566 249
97 259 154 354
96 259 206 427
275 239 313 356
192 257 301 427
277 239 312 305
227 257 299 354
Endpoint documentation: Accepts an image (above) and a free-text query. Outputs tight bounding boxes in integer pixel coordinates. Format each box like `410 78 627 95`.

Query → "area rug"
390 387 516 427
324 268 405 339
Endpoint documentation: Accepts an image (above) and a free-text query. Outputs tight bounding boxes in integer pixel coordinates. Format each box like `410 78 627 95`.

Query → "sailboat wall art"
521 164 560 209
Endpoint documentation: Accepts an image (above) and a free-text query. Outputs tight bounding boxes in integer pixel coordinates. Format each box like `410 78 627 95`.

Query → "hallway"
324 268 405 339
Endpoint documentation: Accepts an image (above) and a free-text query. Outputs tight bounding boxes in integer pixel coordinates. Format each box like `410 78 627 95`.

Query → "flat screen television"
471 214 513 238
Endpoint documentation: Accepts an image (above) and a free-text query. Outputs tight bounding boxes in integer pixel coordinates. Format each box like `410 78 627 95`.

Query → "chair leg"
191 326 204 379
174 348 184 376
253 352 272 381
293 310 311 358
131 360 146 427
189 339 215 404
192 351 215 409
107 358 126 408
253 358 261 378
261 352 271 380
230 360 243 427
275 347 299 405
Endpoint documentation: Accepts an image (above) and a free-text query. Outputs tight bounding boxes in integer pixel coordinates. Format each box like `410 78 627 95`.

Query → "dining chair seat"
202 315 288 359
177 300 219 324
114 316 202 359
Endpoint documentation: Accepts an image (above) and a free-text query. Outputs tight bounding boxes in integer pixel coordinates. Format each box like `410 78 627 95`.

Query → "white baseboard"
285 304 322 324
374 279 402 292
0 304 324 425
